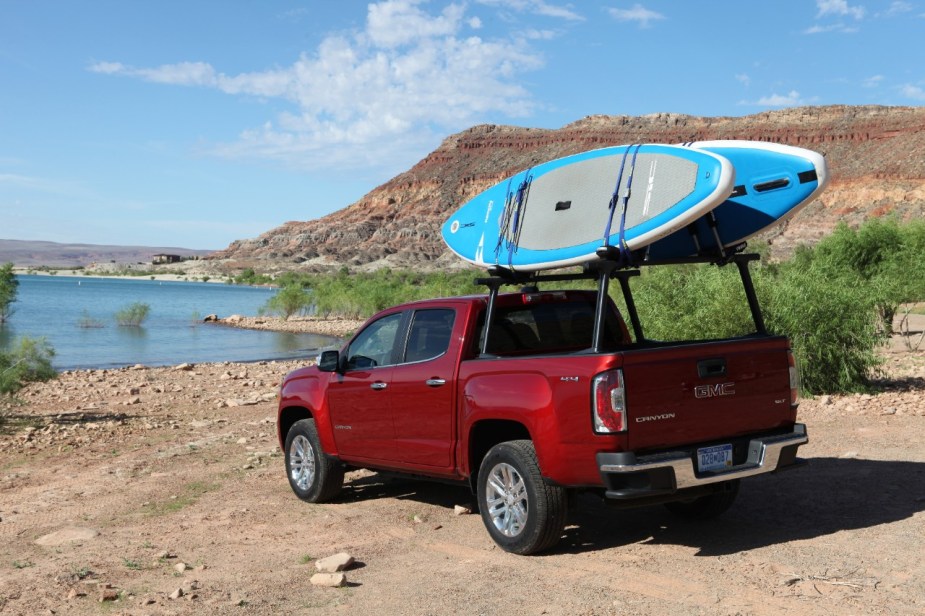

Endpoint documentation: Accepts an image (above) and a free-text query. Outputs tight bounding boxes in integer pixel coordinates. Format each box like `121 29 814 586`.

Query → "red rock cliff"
208 105 925 272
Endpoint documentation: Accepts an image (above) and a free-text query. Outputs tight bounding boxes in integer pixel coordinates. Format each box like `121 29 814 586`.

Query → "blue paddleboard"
442 144 734 272
645 141 829 260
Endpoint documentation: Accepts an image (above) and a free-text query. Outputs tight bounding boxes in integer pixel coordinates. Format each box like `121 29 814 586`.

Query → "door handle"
370 382 388 390
425 378 446 387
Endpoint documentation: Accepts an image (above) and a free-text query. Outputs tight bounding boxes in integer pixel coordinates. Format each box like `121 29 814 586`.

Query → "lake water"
0 275 341 370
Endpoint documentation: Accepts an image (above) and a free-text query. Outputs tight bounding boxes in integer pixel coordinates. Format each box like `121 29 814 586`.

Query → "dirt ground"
1 322 924 615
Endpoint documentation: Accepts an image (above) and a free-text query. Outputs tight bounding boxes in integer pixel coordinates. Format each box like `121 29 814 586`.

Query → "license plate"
697 444 733 473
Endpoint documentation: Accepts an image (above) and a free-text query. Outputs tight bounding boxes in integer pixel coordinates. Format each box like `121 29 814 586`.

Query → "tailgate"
622 337 795 451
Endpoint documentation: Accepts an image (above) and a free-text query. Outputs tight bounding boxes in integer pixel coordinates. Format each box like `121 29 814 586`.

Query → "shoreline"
207 314 366 338
13 268 235 285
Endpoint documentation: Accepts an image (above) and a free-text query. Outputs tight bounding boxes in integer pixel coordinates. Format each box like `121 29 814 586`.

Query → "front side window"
404 309 455 363
346 312 402 369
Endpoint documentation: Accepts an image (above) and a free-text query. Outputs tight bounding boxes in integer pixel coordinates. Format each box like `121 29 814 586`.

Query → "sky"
1 1 923 250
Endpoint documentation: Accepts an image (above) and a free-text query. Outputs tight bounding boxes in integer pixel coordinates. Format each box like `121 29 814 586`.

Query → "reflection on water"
272 332 337 355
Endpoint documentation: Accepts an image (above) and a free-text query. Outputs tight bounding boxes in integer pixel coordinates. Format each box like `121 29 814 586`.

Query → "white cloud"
863 75 884 88
739 90 806 107
89 1 544 174
475 0 584 21
524 28 559 40
884 1 912 16
0 173 42 187
803 22 860 34
816 0 866 20
366 0 464 48
901 84 925 100
757 91 804 106
735 73 751 87
607 4 666 28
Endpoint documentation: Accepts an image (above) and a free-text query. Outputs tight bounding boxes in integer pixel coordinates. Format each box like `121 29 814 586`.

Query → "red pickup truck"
277 254 807 554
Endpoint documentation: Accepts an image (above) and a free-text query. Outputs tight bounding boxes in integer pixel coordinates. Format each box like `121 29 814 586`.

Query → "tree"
0 262 18 323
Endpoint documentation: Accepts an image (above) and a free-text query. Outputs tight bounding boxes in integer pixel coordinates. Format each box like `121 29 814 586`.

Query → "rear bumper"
596 423 808 501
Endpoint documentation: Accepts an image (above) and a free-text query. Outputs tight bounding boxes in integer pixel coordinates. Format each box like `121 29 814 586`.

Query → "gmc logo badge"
694 382 736 399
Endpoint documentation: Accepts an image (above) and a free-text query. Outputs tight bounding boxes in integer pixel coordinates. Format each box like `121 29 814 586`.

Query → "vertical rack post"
616 271 645 343
591 261 619 353
734 256 767 335
480 278 502 356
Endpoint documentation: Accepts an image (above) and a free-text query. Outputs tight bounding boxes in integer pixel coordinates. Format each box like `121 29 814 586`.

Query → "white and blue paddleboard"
645 141 829 260
442 144 735 272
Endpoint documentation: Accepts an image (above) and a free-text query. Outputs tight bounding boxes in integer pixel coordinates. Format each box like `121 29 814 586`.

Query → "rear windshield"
478 298 629 356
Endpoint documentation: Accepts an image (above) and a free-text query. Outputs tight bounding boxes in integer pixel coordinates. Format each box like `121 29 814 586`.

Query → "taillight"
592 369 626 433
788 350 801 407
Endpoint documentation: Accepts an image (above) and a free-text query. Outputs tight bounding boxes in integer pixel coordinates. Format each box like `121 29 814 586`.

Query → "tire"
476 440 568 555
284 418 344 503
664 480 740 520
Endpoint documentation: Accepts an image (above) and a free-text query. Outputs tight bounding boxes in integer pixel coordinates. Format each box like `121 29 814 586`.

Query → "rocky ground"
1 324 924 615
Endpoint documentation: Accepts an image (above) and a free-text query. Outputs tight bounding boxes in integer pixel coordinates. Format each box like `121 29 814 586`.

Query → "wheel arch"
278 405 313 450
466 419 532 493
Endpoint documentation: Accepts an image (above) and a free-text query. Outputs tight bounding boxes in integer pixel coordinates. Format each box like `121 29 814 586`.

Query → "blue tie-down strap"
603 145 641 267
495 170 533 266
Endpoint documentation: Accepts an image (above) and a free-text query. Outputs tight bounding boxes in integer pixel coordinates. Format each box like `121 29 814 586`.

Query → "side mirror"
317 350 341 373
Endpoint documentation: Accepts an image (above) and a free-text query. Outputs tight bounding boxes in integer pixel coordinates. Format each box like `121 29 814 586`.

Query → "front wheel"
284 418 344 503
477 440 568 555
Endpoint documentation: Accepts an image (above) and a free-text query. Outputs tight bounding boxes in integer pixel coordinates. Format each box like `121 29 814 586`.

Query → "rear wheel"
664 480 740 520
477 440 567 555
284 418 344 503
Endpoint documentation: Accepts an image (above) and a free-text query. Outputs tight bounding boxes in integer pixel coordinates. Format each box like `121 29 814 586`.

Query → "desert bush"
616 256 882 395
1 337 56 398
115 302 151 327
0 262 18 323
263 284 313 319
234 268 274 286
807 219 925 332
626 263 755 342
309 269 480 318
77 310 105 329
761 261 882 394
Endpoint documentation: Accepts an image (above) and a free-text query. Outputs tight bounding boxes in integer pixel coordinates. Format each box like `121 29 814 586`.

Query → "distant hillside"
0 239 213 268
208 105 925 273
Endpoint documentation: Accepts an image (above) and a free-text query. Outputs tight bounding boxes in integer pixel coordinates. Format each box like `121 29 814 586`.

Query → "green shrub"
115 302 151 327
263 284 313 319
1 337 56 397
77 310 105 329
0 262 18 323
624 263 755 342
808 219 925 332
614 257 883 395
234 268 274 286
761 262 882 394
309 269 480 318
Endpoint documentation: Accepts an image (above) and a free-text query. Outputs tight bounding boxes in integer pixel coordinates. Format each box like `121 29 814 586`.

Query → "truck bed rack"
475 250 767 356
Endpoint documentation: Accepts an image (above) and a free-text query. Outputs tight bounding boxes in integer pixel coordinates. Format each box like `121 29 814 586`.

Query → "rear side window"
482 299 628 355
404 309 455 363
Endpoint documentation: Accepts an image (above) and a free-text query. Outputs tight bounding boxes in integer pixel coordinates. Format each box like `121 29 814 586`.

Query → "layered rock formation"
209 105 925 272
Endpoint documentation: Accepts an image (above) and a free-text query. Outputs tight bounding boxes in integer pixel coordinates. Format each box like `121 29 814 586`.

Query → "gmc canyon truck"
277 253 807 554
